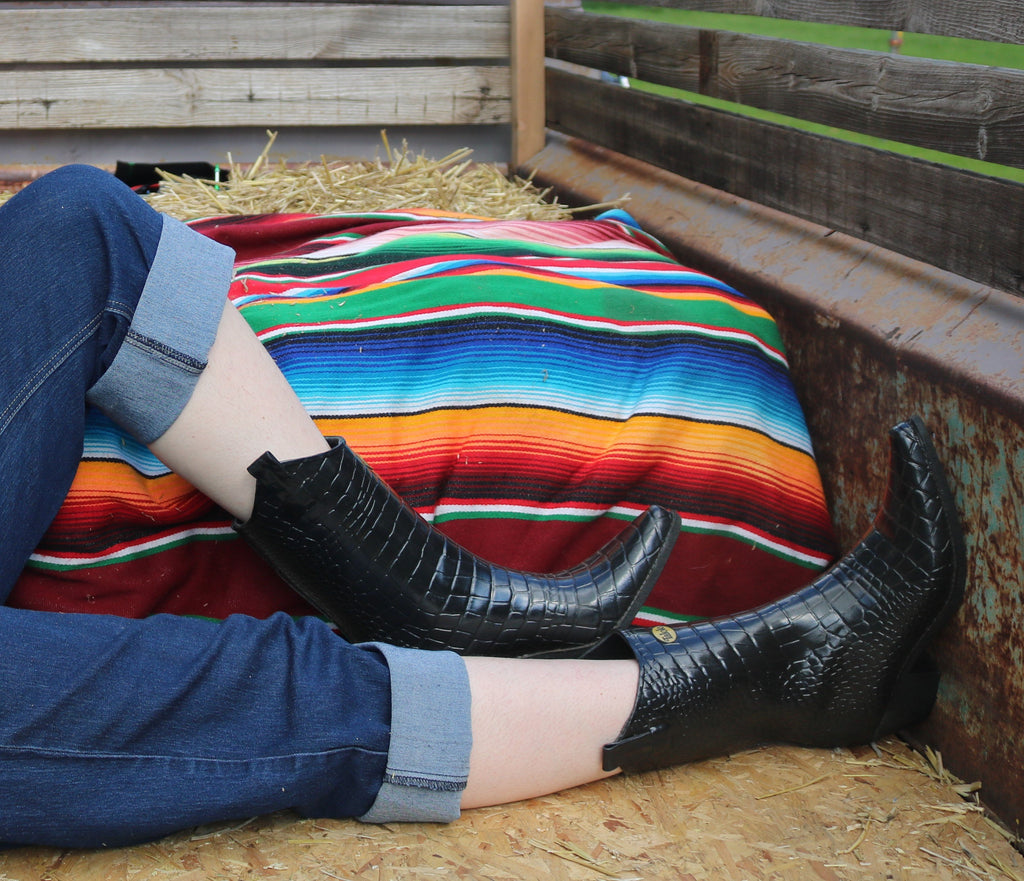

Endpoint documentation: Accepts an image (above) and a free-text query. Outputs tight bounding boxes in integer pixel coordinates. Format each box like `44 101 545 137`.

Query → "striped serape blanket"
10 209 836 626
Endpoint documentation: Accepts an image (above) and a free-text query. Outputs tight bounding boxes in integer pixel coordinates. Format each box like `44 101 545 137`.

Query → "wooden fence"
0 0 544 164
544 0 1024 295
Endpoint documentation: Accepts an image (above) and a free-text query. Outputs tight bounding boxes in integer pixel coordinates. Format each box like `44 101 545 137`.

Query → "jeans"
0 167 472 848
0 165 164 595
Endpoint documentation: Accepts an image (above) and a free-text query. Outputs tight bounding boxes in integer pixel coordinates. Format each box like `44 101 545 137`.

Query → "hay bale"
144 131 625 221
1 132 627 219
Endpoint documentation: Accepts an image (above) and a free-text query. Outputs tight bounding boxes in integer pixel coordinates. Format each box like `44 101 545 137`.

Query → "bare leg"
150 301 329 521
460 657 639 809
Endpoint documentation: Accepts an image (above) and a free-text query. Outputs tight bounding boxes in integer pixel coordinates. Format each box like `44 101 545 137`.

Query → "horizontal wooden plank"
547 8 1024 168
0 5 509 63
0 0 510 6
232 0 510 4
0 66 510 128
600 0 1024 45
546 66 1024 294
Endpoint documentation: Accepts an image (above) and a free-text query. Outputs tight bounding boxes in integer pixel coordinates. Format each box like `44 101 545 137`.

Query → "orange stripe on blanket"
45 461 211 535
315 408 826 512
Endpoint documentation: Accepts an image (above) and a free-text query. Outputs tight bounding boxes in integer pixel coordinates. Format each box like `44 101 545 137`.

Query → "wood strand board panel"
596 0 1024 45
0 67 511 129
545 66 1024 296
1 740 1020 880
547 7 1024 168
0 5 511 63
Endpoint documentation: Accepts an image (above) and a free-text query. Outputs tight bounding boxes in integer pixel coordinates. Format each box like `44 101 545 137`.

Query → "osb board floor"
1 739 1021 881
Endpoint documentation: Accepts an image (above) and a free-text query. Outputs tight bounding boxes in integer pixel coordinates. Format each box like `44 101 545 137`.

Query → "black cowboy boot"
236 437 680 657
603 416 965 773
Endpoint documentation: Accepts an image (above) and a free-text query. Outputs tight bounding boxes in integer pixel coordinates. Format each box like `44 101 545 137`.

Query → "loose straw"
144 130 627 222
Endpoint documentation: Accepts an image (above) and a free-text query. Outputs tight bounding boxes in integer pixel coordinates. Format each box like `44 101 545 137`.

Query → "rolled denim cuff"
86 214 236 444
358 643 472 824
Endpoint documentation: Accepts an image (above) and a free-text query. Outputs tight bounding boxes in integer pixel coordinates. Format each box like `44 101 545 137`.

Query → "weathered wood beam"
547 7 1024 168
1 67 511 129
0 5 510 62
545 66 1024 295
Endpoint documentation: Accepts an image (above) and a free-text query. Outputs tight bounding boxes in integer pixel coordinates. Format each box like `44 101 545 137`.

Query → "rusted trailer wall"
522 134 1024 833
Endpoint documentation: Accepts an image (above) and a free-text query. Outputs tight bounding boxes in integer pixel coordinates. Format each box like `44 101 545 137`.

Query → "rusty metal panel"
520 134 1024 832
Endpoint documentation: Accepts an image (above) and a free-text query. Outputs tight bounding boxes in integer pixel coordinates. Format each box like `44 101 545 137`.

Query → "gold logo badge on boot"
651 625 677 644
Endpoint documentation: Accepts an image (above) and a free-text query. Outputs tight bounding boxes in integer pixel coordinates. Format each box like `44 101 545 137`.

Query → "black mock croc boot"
602 416 965 774
236 437 680 657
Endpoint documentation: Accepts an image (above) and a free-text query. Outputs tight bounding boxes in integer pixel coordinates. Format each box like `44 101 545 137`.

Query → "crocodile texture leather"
236 438 680 657
603 416 966 773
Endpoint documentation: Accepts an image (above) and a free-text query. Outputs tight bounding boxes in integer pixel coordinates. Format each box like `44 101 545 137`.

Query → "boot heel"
873 657 940 739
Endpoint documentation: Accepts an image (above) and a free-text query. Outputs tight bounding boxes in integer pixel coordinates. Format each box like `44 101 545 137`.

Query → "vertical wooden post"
511 0 545 167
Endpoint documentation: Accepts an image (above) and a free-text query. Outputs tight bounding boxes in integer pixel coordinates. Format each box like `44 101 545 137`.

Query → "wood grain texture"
0 67 511 129
0 5 509 62
547 7 1024 167
546 66 1024 294
512 0 546 164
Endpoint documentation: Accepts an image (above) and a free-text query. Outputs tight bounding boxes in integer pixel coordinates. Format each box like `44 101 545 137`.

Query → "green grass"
580 3 1024 182
583 3 1024 68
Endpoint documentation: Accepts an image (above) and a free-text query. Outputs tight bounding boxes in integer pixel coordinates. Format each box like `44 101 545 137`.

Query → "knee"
1 164 164 273
27 164 136 218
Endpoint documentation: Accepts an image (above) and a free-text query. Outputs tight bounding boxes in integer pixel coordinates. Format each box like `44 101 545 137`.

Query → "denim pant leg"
0 167 473 845
0 609 392 848
0 165 163 597
0 164 234 598
0 606 470 847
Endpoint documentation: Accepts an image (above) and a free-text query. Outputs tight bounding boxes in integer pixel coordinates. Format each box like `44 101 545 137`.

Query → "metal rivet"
651 625 677 644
